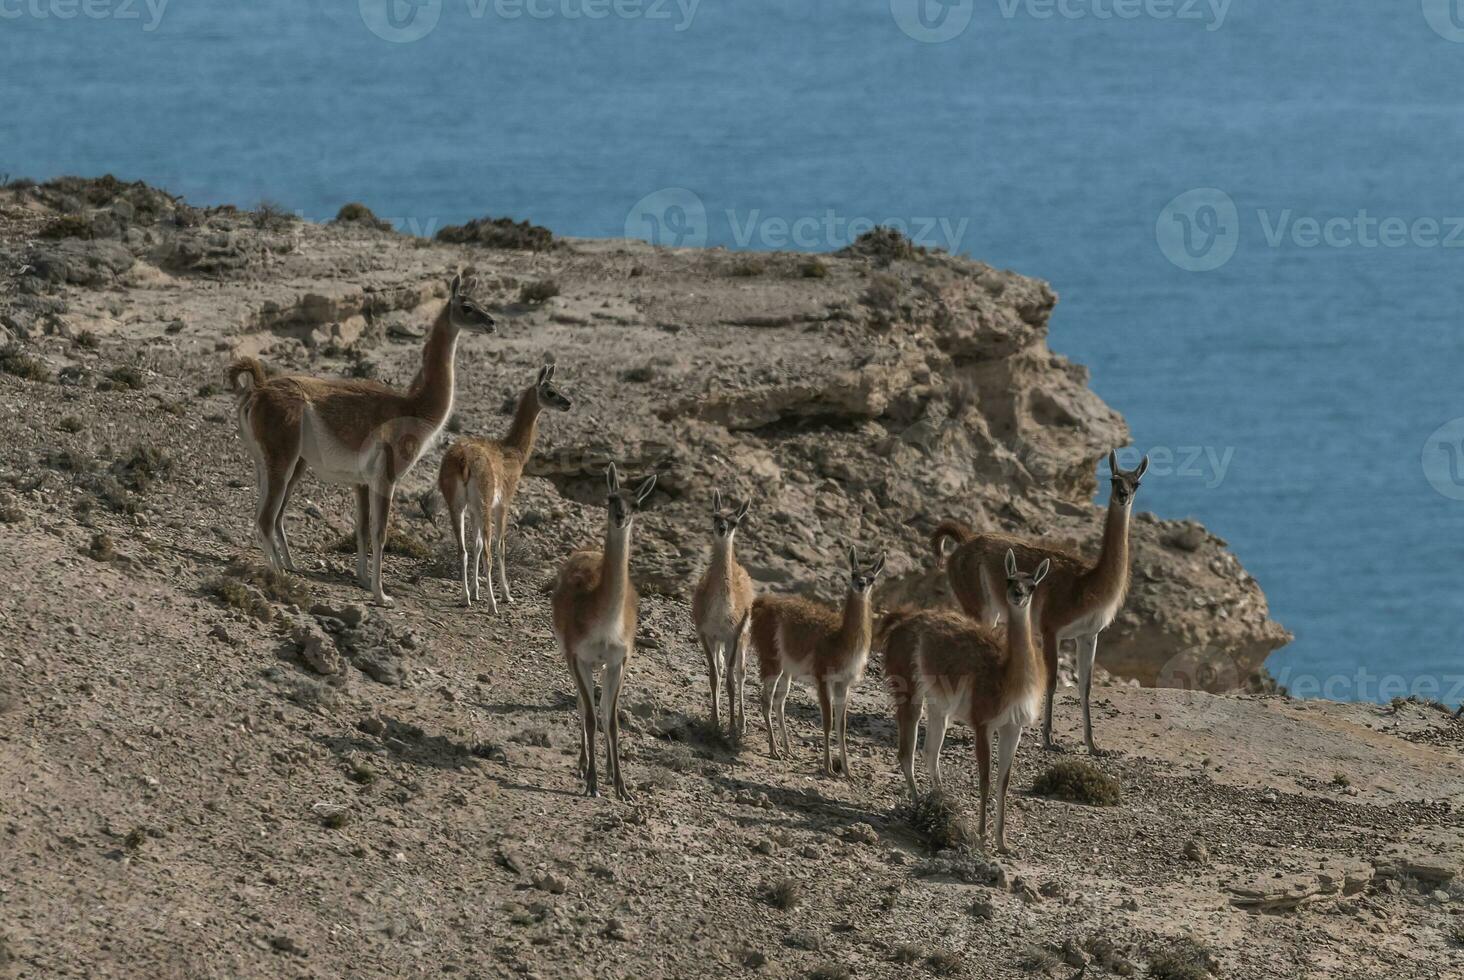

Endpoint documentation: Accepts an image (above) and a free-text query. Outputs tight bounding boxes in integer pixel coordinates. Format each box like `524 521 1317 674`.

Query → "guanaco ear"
634 475 657 507
1135 454 1150 479
537 365 550 385
848 548 860 575
450 273 462 298
734 499 751 523
713 488 723 513
1034 558 1051 585
868 553 886 577
1108 449 1118 474
606 462 620 494
1004 548 1018 578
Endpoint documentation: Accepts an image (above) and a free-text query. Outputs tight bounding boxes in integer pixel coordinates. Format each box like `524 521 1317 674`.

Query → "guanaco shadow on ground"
705 772 885 833
475 691 578 716
313 715 486 772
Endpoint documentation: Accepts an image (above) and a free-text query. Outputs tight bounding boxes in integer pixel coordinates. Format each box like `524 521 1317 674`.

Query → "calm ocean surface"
5 0 1464 703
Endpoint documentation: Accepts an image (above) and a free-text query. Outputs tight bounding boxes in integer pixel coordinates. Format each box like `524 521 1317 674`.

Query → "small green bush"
861 273 901 314
839 225 926 264
0 345 51 382
729 257 765 277
799 257 829 278
518 279 560 305
901 792 979 853
764 877 803 910
1146 939 1217 980
436 215 554 251
57 416 84 433
1031 760 1122 806
103 365 146 391
333 526 434 560
72 330 100 350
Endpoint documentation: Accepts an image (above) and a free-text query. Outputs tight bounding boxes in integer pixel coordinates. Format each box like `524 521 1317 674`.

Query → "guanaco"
751 549 885 778
882 549 1051 853
551 463 657 801
229 274 495 606
438 364 572 610
690 490 754 733
932 450 1148 754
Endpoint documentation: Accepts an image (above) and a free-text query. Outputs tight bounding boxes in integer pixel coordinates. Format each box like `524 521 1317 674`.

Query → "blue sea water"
4 0 1464 704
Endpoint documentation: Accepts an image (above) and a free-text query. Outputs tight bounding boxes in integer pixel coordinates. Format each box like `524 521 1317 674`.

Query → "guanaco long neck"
1004 602 1040 697
503 385 543 459
837 588 873 657
707 534 736 584
1082 497 1133 601
598 523 633 629
407 305 459 424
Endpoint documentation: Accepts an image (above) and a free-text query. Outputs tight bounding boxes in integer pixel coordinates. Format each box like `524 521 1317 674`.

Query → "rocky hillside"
2 178 1458 980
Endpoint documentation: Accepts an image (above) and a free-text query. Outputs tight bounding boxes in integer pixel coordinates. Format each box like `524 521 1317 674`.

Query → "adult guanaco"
438 364 571 610
750 549 885 778
932 450 1148 754
229 274 495 606
882 549 1051 854
551 463 657 801
690 490 754 733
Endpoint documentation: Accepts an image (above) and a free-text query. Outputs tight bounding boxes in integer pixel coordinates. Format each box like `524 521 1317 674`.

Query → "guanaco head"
534 363 572 412
847 548 886 596
1003 548 1051 610
447 274 496 334
606 462 657 531
710 488 751 542
1107 450 1149 507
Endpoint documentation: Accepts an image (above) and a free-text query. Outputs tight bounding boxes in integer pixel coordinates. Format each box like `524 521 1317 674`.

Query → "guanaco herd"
229 272 1148 852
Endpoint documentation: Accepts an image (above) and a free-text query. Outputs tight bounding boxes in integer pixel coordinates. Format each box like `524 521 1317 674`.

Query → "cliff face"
0 177 1289 689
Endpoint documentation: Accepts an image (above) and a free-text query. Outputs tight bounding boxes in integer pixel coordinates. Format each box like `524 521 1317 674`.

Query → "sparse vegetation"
0 496 22 524
436 215 555 251
72 330 100 350
798 256 829 278
1331 772 1351 788
333 202 391 230
729 257 765 277
1019 946 1060 973
0 344 52 382
87 533 116 562
123 827 148 851
619 364 656 383
196 382 223 397
1145 939 1217 980
207 563 310 621
839 224 926 264
57 416 84 433
207 576 274 621
102 365 146 391
808 966 850 980
764 877 803 910
111 444 174 493
892 943 925 964
37 214 96 240
901 792 979 853
926 948 965 976
252 199 295 230
348 761 378 785
519 279 560 305
333 525 434 560
860 272 902 315
1031 760 1122 806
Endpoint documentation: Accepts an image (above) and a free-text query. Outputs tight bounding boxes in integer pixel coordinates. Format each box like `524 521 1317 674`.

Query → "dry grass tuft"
0 344 52 382
518 279 560 305
764 877 803 911
901 792 979 853
1145 938 1217 980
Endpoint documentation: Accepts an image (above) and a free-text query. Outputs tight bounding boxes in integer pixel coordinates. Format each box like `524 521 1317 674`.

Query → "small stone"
533 872 569 895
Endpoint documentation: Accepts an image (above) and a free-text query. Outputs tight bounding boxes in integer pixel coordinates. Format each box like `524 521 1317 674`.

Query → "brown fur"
750 554 881 778
940 454 1144 753
438 373 560 609
691 500 756 733
229 277 493 605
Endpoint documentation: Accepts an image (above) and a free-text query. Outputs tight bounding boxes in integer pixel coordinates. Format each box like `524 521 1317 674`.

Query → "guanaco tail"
551 462 657 801
932 450 1148 754
438 363 571 611
228 274 494 606
690 489 755 733
750 549 886 778
882 548 1051 853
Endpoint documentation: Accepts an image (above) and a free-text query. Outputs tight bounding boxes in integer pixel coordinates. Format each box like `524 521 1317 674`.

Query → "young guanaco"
882 549 1051 853
229 273 495 605
690 490 754 733
932 450 1148 754
750 549 885 778
438 364 571 610
551 463 657 801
